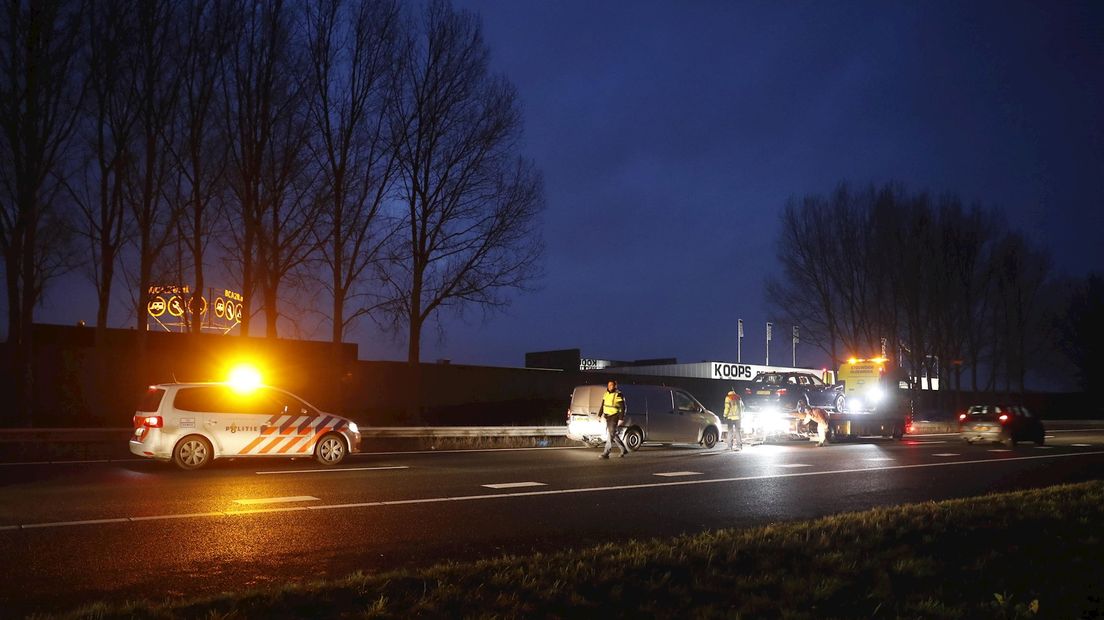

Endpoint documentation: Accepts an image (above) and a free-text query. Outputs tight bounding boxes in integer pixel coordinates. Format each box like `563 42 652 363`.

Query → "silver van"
565 384 722 451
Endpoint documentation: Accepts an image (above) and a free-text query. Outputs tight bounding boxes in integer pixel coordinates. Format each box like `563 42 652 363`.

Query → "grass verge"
37 481 1104 619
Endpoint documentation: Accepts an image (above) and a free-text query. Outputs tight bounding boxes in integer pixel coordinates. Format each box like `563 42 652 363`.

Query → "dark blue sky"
32 1 1104 368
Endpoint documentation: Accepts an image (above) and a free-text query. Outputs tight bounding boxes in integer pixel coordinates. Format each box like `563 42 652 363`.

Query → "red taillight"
134 415 163 428
777 388 787 396
958 413 966 421
744 388 751 394
998 414 1009 423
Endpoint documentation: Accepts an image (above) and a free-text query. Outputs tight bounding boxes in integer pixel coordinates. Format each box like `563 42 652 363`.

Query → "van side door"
645 389 676 442
673 391 705 442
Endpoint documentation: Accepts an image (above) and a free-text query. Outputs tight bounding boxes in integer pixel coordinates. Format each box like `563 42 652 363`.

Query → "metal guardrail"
0 426 569 443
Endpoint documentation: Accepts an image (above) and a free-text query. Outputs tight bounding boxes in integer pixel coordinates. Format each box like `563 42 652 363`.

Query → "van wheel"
623 427 643 452
701 427 719 449
315 433 348 466
173 435 212 470
891 426 903 440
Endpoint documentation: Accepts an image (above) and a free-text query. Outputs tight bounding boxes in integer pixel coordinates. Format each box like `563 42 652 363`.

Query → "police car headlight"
348 421 359 434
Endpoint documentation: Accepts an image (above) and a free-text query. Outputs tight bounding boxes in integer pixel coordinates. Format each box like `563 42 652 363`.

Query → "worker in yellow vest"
599 380 628 458
724 389 744 450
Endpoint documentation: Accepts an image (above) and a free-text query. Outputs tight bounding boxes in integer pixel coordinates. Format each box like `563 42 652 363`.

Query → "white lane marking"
233 496 319 506
1034 446 1054 449
0 525 21 530
932 453 960 457
130 512 225 522
22 517 129 529
908 441 946 444
482 482 547 489
6 450 1104 531
1072 444 1093 447
653 471 703 477
988 449 1012 453
776 463 812 468
226 506 312 516
865 458 895 461
256 466 409 475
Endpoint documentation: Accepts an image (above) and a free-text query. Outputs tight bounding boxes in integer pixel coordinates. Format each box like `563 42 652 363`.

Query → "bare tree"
169 0 234 336
223 0 318 337
305 0 400 345
385 0 544 363
768 181 1053 399
68 0 138 340
0 0 85 424
123 0 183 340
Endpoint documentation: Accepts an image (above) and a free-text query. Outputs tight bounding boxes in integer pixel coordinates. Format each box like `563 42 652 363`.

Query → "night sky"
31 1 1104 369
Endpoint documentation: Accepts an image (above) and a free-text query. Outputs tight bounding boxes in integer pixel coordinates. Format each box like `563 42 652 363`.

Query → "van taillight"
744 388 751 395
958 413 967 421
998 414 1009 423
777 388 787 396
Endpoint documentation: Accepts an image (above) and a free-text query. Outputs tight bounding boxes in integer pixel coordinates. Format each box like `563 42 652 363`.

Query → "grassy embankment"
37 480 1104 619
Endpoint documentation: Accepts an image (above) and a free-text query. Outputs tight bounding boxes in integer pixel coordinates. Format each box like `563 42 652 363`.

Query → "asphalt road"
2 427 1104 615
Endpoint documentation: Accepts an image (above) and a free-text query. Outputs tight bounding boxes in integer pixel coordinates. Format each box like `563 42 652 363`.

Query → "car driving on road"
130 382 361 470
959 404 1045 446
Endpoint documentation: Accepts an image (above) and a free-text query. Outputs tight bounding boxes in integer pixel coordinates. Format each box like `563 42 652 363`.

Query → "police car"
129 380 361 470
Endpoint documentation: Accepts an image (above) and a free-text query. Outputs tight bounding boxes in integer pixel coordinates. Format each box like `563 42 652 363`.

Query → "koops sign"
710 362 809 381
711 362 757 380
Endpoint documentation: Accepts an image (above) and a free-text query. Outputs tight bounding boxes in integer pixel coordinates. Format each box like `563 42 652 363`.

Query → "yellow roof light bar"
228 363 262 393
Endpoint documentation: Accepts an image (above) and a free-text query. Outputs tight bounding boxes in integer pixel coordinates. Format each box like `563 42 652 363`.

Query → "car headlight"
348 421 359 434
867 387 884 404
850 398 865 411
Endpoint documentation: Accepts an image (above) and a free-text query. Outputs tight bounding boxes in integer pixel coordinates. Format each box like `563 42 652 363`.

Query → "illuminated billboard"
146 285 245 334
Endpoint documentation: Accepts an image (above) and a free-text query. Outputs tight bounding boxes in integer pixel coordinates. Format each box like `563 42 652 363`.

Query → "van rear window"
136 388 165 413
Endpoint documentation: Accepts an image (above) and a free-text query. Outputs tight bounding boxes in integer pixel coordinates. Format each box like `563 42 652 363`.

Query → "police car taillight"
998 414 1009 423
133 415 163 428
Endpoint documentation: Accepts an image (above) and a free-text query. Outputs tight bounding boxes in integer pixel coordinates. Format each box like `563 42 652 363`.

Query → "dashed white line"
865 458 895 461
233 496 319 506
653 471 703 477
932 453 960 457
5 450 1103 531
22 517 129 529
988 449 1012 453
1072 444 1093 447
481 482 546 489
1034 446 1054 449
256 466 409 475
776 463 813 468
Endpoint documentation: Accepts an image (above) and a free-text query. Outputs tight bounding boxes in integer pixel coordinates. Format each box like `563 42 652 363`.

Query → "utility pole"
737 319 743 363
792 325 799 367
766 322 772 365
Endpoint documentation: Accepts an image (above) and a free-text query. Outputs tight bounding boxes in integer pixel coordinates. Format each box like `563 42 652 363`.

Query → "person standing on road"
803 406 830 447
599 380 628 459
724 389 744 451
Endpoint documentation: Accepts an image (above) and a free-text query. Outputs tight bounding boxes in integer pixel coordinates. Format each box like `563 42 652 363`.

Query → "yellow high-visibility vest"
724 394 742 420
602 390 625 416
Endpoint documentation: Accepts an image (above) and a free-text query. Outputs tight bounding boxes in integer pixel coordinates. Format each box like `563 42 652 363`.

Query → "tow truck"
816 356 911 441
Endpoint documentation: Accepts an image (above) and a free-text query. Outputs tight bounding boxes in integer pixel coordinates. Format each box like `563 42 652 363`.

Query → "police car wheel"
173 435 212 470
315 433 347 466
